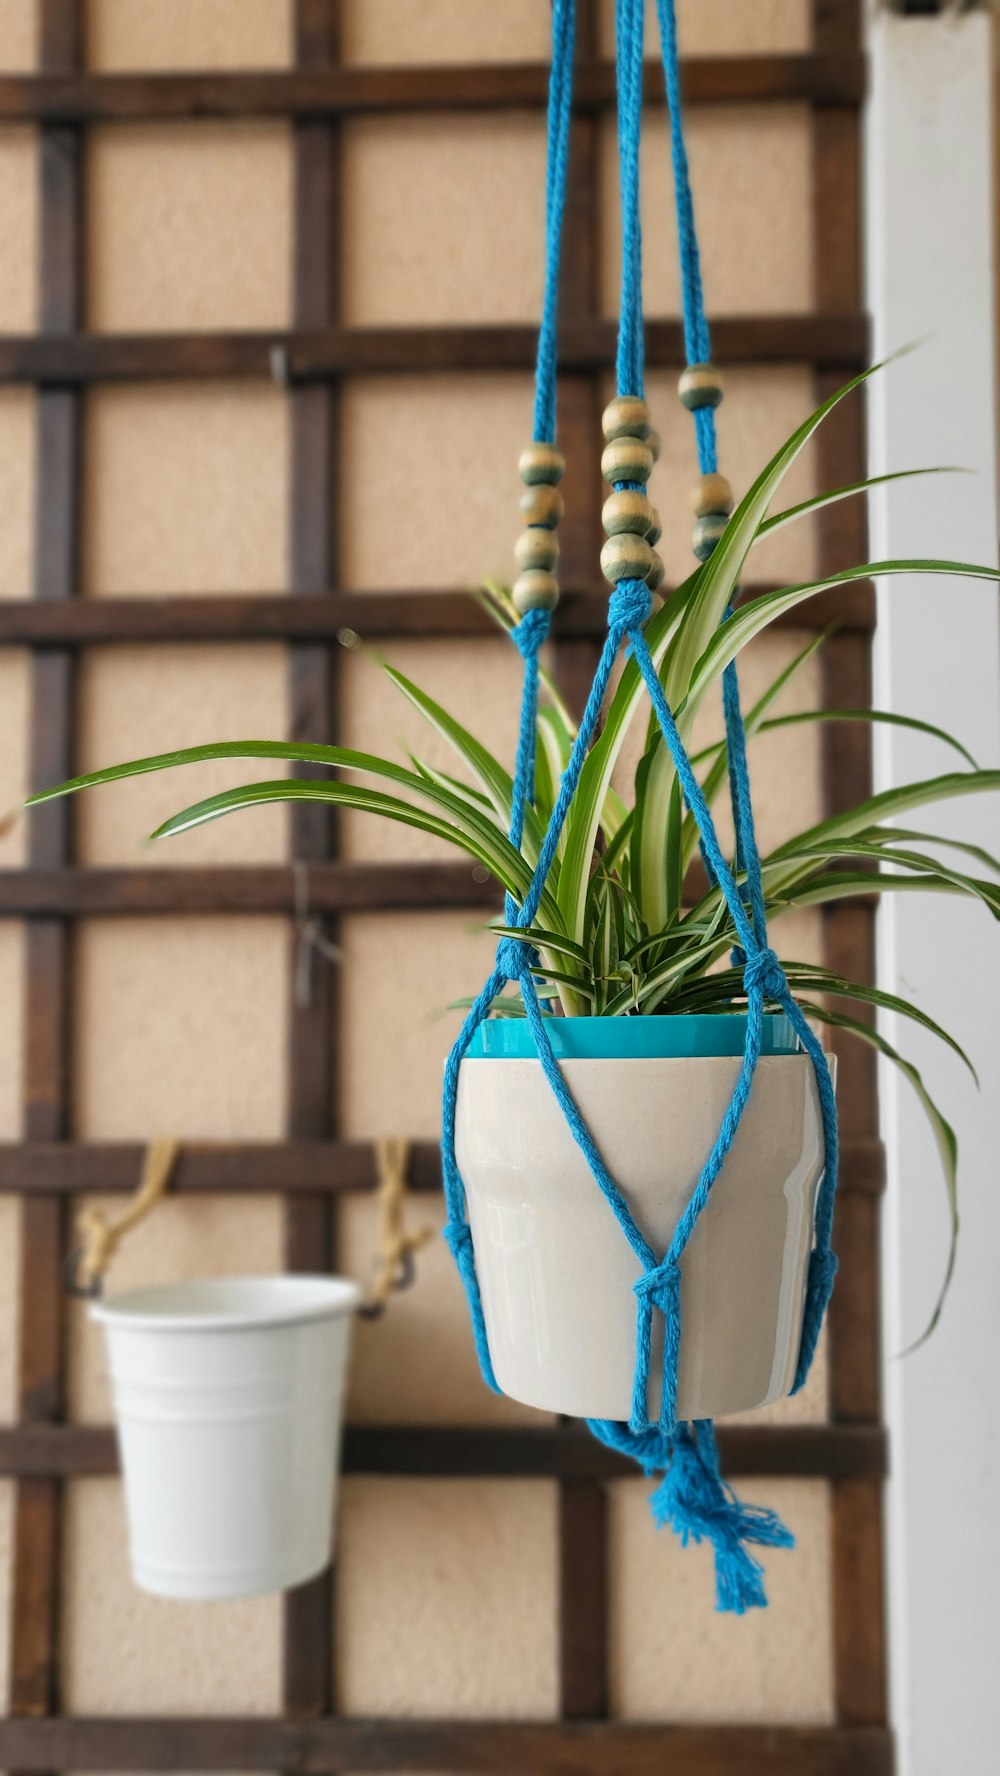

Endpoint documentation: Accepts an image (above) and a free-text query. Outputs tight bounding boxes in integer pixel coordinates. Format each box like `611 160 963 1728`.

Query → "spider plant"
27 364 1000 1326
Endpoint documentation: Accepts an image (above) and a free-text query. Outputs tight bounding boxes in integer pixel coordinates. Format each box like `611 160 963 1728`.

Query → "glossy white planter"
455 1046 827 1421
92 1274 360 1600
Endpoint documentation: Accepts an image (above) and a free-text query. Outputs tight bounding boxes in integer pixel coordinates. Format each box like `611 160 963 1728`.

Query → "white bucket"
92 1274 360 1600
455 1052 827 1422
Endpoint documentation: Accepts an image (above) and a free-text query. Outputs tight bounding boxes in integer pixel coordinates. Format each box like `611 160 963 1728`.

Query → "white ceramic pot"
455 1042 827 1422
92 1274 360 1600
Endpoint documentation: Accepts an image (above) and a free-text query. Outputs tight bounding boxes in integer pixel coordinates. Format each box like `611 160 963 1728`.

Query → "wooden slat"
0 55 866 125
0 861 886 920
0 862 500 917
811 0 888 1736
0 1422 888 1484
282 0 341 1725
0 580 877 643
0 1719 893 1774
0 313 870 384
0 1135 886 1199
10 0 80 1739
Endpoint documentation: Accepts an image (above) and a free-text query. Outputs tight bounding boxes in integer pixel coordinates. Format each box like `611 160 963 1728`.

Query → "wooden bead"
513 570 559 613
693 512 728 560
519 484 564 528
678 363 723 411
600 532 653 585
515 528 559 572
518 442 565 486
601 395 651 443
646 506 662 547
602 489 654 538
645 550 665 593
689 472 733 518
601 436 653 487
646 426 661 464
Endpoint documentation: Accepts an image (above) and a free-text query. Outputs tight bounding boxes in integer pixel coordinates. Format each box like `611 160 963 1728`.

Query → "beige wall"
0 0 837 1729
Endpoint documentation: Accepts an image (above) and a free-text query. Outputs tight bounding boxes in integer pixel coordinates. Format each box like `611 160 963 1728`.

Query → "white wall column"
865 8 1000 1773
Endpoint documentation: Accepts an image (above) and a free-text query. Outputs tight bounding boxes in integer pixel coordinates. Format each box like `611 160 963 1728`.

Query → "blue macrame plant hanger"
441 0 840 1615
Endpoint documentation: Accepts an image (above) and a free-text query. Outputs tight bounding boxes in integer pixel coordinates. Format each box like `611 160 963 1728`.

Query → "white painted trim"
865 10 1000 1772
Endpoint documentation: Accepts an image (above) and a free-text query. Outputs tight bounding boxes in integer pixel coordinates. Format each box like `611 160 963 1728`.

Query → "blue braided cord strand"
654 0 716 473
441 0 573 1376
615 0 645 398
532 0 576 444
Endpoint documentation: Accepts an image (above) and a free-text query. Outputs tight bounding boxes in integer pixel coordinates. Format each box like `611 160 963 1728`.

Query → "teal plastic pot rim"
465 1012 799 1062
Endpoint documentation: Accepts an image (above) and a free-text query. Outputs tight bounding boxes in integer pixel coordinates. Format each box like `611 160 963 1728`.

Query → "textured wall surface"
0 0 839 1729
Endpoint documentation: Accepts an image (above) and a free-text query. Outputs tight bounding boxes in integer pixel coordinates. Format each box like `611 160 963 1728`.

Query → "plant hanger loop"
439 0 840 1613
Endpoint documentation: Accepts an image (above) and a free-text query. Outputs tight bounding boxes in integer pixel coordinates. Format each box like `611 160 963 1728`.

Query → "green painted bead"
602 489 654 538
512 570 559 613
518 442 565 486
678 363 723 411
693 512 728 560
600 532 654 586
515 527 559 572
519 483 564 528
689 472 733 518
645 549 665 593
646 426 661 464
601 436 653 487
646 506 662 547
601 395 651 443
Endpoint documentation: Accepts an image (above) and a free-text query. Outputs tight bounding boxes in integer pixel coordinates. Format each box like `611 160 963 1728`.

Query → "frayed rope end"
647 1421 793 1614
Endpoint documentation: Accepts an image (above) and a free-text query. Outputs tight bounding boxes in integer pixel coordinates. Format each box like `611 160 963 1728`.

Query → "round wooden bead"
646 427 661 464
518 442 565 486
600 532 654 585
601 436 654 487
646 506 662 547
693 512 728 560
689 472 733 518
645 550 665 593
519 484 564 528
601 395 651 443
515 528 559 572
602 489 654 538
513 570 559 613
678 363 723 411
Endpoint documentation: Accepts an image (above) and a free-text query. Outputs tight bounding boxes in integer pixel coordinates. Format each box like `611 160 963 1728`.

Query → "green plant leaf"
800 1000 958 1343
755 707 978 770
685 561 1000 715
757 466 965 539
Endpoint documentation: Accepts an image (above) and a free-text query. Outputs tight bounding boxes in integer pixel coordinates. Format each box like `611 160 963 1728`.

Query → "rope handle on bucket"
64 1139 180 1300
358 1137 434 1321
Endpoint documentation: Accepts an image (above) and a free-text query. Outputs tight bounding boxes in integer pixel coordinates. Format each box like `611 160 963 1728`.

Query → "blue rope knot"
742 945 786 1003
631 1256 682 1436
608 578 653 633
634 1257 680 1317
443 1219 474 1264
495 935 534 982
511 606 552 658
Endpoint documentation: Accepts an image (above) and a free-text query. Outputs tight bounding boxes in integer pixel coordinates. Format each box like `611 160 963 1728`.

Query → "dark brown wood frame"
0 5 889 1770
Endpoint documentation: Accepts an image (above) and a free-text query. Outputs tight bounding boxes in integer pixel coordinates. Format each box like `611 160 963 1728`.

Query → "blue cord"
439 0 839 1608
532 0 576 445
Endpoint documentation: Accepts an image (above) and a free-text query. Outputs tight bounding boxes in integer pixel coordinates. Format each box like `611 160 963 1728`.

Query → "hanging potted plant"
29 0 1000 1610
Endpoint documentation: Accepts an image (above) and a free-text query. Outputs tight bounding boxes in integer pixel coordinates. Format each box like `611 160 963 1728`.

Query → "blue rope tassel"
438 0 839 1612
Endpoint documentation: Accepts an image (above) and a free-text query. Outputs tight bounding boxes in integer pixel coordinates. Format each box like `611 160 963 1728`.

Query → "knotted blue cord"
532 0 576 445
655 0 715 475
439 0 839 1609
615 0 645 399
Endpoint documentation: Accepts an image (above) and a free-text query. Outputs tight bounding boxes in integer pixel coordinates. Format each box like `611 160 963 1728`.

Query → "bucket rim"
90 1272 362 1332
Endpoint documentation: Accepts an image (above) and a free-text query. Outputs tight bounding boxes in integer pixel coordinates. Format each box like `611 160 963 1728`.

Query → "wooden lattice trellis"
0 2 888 1769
